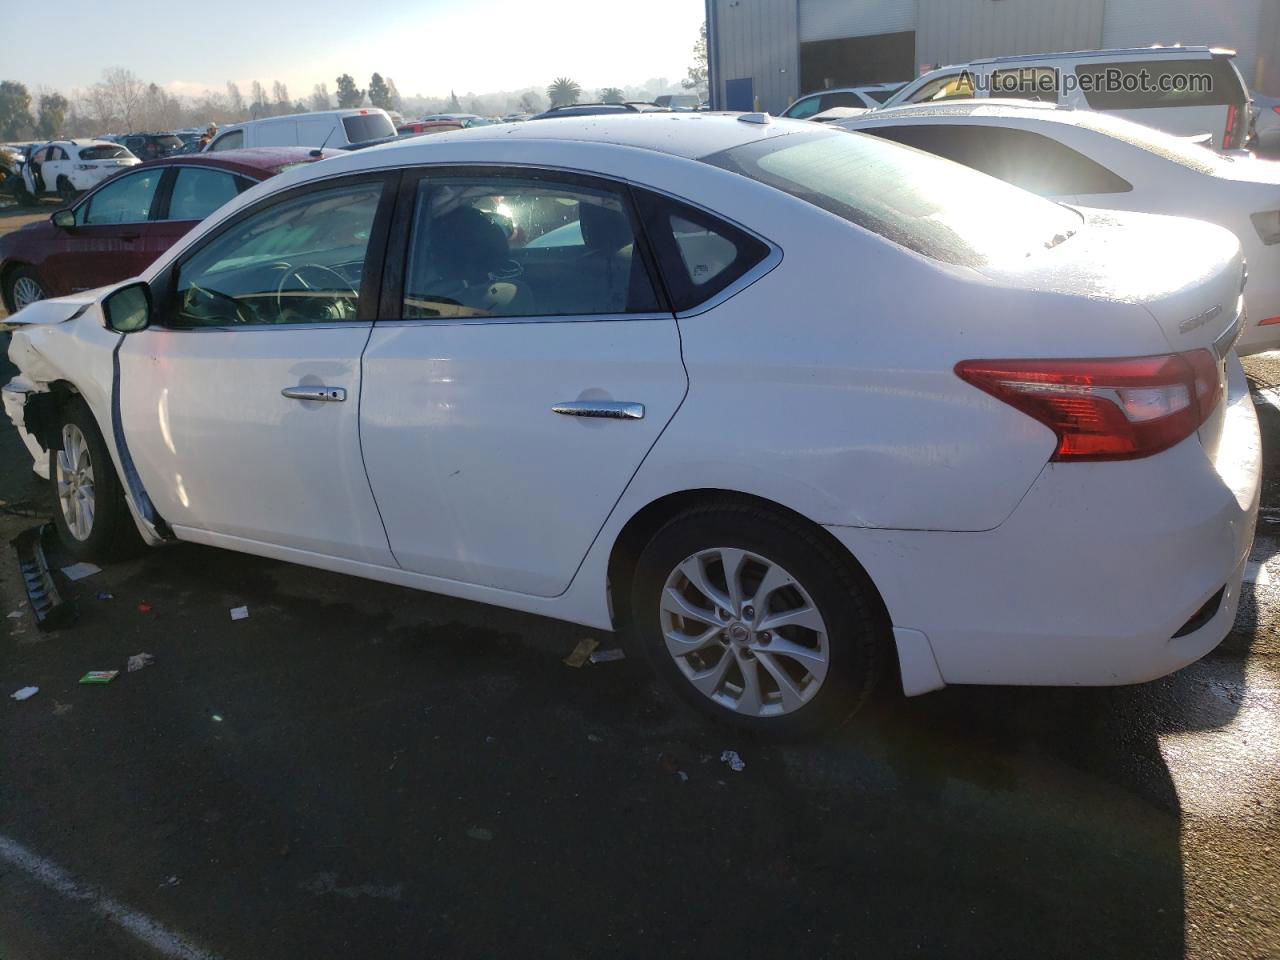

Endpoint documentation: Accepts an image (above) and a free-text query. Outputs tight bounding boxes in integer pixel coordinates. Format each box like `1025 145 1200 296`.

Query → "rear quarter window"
703 129 1083 268
1074 58 1248 110
342 113 396 143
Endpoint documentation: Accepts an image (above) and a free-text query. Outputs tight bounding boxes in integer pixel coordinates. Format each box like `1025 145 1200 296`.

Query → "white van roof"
218 107 388 133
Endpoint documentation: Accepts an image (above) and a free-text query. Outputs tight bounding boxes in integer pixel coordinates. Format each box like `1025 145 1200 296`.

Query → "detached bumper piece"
12 524 76 631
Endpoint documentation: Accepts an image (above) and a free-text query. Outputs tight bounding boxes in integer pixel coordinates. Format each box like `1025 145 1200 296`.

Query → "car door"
40 166 168 292
40 146 71 191
117 173 399 565
359 168 688 597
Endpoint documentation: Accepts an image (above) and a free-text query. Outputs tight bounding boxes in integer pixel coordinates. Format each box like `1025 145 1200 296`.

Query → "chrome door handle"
282 385 346 402
552 400 645 420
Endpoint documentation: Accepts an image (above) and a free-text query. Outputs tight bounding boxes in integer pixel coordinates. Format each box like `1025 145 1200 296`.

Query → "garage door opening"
799 31 916 95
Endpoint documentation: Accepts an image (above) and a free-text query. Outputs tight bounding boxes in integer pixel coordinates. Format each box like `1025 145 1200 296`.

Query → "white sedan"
840 100 1280 354
2 115 1260 734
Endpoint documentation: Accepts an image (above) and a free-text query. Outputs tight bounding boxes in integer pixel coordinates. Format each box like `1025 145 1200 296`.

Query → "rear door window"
167 167 248 220
635 192 770 312
1074 58 1248 110
868 123 1133 196
783 96 823 119
209 130 243 151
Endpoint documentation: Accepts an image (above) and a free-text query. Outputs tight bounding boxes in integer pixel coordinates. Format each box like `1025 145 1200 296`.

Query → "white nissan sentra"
2 114 1260 734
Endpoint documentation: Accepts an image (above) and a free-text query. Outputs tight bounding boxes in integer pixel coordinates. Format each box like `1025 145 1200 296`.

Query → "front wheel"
56 177 76 204
5 266 47 313
629 503 887 736
48 397 142 562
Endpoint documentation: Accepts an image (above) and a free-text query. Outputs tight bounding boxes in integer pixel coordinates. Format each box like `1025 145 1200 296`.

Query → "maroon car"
0 148 338 313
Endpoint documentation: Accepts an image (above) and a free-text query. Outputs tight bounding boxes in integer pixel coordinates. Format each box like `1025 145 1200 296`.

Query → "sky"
8 0 707 99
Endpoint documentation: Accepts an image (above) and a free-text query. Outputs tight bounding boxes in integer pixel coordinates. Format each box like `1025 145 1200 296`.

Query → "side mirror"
51 209 74 229
102 281 152 333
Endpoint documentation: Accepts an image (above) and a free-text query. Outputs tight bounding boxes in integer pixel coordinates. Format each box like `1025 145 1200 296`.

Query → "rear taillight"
955 351 1221 461
1224 104 1240 150
1273 106 1280 116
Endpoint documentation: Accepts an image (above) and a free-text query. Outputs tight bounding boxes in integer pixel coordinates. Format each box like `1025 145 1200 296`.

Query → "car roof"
971 44 1230 65
131 147 342 178
218 108 387 132
843 98 1178 140
355 111 802 161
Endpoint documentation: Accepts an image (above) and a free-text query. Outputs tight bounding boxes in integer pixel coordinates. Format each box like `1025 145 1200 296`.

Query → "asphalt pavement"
0 205 1276 958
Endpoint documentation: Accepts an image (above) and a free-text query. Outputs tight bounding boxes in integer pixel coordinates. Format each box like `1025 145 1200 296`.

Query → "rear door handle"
282 385 346 402
552 400 644 420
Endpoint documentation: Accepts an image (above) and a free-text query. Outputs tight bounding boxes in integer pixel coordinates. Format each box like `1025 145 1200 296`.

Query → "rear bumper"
828 357 1260 692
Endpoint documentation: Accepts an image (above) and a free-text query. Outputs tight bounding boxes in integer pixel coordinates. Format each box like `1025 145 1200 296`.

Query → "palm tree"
546 77 582 108
599 87 625 104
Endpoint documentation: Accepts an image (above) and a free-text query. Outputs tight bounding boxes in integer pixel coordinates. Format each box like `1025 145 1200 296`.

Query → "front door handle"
552 400 644 420
282 385 346 402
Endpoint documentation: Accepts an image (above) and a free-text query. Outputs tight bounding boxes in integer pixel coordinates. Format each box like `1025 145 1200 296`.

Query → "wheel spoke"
764 639 829 681
757 604 825 634
736 655 765 714
664 623 723 659
661 585 722 628
687 650 734 699
748 564 793 623
80 494 94 534
756 652 807 711
718 548 749 614
678 556 731 612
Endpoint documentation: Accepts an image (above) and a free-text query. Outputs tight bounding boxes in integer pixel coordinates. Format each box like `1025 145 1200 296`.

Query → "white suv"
882 47 1251 151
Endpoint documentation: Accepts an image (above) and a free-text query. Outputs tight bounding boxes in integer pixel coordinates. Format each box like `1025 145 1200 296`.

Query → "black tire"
48 396 142 563
628 502 887 737
56 177 76 204
16 186 36 207
4 265 47 313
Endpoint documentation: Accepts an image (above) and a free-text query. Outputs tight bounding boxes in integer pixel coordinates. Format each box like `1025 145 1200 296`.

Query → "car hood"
1 290 103 328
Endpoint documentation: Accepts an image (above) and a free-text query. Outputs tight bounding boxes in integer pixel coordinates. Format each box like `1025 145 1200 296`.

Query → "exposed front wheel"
629 503 887 735
5 266 47 312
56 177 76 204
48 397 141 562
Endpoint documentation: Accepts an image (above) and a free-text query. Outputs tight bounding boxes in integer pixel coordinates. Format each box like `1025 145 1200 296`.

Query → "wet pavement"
0 245 1277 957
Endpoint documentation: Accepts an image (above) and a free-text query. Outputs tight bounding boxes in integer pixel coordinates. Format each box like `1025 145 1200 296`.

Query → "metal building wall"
915 0 1105 71
710 0 800 113
1102 0 1263 89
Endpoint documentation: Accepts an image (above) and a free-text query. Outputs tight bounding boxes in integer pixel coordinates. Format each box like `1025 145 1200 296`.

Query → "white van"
205 108 396 152
881 46 1251 151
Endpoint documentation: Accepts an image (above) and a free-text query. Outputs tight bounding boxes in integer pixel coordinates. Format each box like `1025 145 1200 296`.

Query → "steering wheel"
275 263 359 319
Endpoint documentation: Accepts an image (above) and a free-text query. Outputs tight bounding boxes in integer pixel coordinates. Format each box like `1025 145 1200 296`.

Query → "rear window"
703 130 1082 267
342 113 396 143
155 135 183 149
78 145 129 161
1073 58 1248 110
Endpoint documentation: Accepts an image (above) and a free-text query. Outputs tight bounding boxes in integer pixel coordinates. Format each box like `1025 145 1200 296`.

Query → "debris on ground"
720 750 746 773
60 562 102 581
79 670 119 685
127 653 155 673
159 876 181 888
465 827 494 841
52 700 72 716
562 637 598 667
587 734 604 743
96 592 113 601
10 686 38 701
659 752 689 782
230 605 249 621
589 647 626 664
7 608 23 618
137 602 153 614
211 714 224 722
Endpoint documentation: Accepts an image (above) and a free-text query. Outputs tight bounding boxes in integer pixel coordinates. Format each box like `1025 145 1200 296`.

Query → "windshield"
703 129 1082 267
342 112 396 142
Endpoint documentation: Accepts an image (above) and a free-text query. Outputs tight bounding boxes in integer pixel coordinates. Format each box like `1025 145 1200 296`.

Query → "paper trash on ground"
720 750 746 773
562 637 598 668
589 648 626 664
60 562 102 581
79 671 119 685
10 687 38 701
127 653 155 673
230 606 250 621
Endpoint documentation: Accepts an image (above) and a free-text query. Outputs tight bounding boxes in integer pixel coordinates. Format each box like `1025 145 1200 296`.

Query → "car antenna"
310 126 336 158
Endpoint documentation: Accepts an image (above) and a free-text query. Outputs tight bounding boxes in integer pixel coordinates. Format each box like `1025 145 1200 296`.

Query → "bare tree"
272 81 290 106
99 67 146 131
310 82 331 112
250 80 267 117
226 81 244 117
78 83 118 133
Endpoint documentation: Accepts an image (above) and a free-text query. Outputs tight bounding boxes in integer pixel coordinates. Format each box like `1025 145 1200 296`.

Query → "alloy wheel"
56 424 95 541
659 547 830 718
12 276 44 310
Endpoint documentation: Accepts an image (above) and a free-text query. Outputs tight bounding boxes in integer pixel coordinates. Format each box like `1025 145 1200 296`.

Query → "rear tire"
56 177 76 204
48 396 142 563
628 502 886 736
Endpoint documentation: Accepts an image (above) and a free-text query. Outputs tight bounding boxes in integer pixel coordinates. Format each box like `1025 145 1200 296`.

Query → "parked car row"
0 112 1261 735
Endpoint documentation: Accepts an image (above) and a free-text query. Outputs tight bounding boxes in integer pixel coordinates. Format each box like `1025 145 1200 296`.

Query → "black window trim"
376 163 674 327
148 169 401 331
78 166 170 227
633 187 780 318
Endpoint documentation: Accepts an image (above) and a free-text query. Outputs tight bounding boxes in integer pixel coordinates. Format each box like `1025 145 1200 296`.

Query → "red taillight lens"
955 351 1221 461
1224 104 1239 150
1273 106 1280 116
1261 316 1280 326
